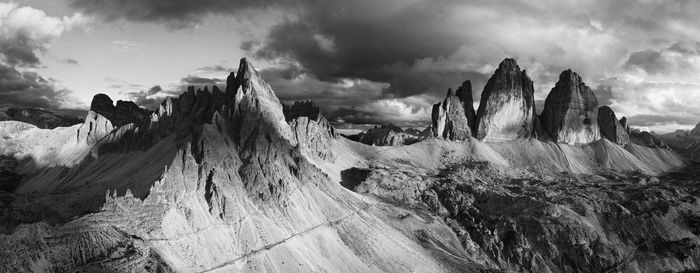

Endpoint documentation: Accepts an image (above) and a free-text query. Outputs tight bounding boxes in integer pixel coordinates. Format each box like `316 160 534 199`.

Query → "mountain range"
0 58 699 272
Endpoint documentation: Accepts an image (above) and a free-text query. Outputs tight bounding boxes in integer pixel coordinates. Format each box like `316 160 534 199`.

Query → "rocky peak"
285 99 338 162
90 94 114 115
89 93 150 128
475 58 535 141
540 69 600 144
432 86 474 141
691 121 700 136
597 106 630 145
283 100 322 122
456 80 476 131
620 116 629 134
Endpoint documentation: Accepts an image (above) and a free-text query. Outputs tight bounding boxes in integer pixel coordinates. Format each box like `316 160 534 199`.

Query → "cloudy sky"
2 0 700 132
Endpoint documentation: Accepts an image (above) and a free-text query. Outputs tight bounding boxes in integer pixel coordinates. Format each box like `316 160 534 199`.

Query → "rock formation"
0 108 82 129
657 121 700 161
691 121 700 136
90 94 150 127
284 100 337 162
352 124 427 146
540 69 600 144
598 106 630 145
629 129 667 148
0 56 697 273
475 58 536 142
432 84 475 140
620 116 630 134
456 80 477 131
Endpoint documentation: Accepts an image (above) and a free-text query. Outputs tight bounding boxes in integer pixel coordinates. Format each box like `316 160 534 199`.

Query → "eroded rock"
540 69 600 144
598 106 630 145
475 58 536 142
432 84 475 140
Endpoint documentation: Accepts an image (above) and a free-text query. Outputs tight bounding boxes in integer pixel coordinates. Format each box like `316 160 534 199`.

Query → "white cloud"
0 3 90 46
354 96 432 122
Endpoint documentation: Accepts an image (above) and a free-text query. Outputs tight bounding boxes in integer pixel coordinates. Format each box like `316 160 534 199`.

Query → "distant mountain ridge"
0 107 82 129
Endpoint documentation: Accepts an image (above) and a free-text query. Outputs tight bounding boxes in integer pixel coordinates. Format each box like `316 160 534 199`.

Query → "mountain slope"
0 57 696 273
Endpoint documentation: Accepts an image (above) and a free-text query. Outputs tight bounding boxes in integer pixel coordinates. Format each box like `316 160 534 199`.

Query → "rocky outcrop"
432 84 475 140
0 108 82 129
284 100 337 162
475 58 536 142
352 124 427 146
456 80 477 131
620 116 630 134
630 129 667 148
598 106 630 145
691 121 700 136
657 122 700 161
75 94 149 146
76 111 115 145
89 94 150 128
540 70 600 144
283 100 321 122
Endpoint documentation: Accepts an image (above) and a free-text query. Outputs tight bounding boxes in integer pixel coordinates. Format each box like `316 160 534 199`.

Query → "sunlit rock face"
475 58 536 142
284 100 337 162
540 69 600 144
432 85 474 141
598 106 630 145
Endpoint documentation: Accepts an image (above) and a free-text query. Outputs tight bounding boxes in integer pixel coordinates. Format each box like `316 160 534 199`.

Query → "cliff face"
598 106 630 145
540 70 600 144
90 94 150 128
284 100 337 163
432 87 474 141
475 58 536 142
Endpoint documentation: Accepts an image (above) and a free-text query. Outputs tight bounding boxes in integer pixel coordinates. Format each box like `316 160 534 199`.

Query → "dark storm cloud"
69 0 700 128
0 63 71 109
0 3 89 111
67 0 288 28
624 42 700 75
0 36 42 67
593 85 615 107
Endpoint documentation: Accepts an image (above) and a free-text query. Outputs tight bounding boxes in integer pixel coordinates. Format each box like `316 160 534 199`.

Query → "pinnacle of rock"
598 106 630 145
432 84 474 141
475 58 535 142
89 93 149 128
540 69 600 144
455 80 476 132
283 100 322 122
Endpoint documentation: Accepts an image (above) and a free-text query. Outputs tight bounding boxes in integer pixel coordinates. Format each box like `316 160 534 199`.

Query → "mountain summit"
475 58 536 141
